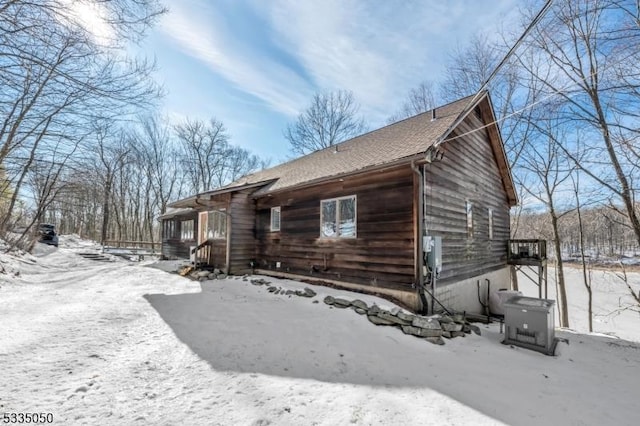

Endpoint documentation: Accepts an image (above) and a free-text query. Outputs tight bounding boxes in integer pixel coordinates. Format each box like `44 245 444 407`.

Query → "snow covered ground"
1 236 639 425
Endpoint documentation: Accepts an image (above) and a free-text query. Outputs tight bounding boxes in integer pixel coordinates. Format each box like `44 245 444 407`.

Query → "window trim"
320 195 357 239
488 208 494 240
466 200 473 239
270 206 281 232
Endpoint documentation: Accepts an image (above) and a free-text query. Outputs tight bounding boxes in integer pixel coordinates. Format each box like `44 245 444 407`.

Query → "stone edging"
323 296 481 345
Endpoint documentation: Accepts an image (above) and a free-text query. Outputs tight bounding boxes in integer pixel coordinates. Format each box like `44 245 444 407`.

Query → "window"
270 206 281 232
488 209 494 240
163 220 176 239
181 220 194 240
466 201 473 238
321 195 356 238
205 210 227 239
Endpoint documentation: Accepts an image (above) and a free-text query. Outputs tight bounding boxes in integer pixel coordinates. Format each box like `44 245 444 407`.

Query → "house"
161 92 518 314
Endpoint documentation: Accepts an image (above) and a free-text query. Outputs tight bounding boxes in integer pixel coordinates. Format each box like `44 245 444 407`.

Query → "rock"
396 311 415 323
367 305 381 315
463 325 471 334
208 273 218 279
439 315 454 324
467 324 481 336
353 307 367 315
195 270 210 278
296 288 316 298
285 290 294 295
412 316 441 330
250 279 264 286
323 296 335 305
442 331 452 339
217 274 227 280
425 336 445 345
332 298 351 308
452 314 466 324
441 322 463 332
367 315 397 326
377 311 411 325
451 331 466 338
351 299 368 310
267 286 278 293
401 325 443 338
312 300 319 304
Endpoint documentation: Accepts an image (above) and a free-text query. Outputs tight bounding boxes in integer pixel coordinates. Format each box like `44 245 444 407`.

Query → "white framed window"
270 206 281 232
488 208 493 240
181 219 194 240
320 195 356 238
206 210 227 239
466 201 473 239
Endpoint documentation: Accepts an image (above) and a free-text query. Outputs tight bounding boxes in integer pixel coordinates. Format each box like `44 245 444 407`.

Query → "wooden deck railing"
103 240 160 253
508 239 547 263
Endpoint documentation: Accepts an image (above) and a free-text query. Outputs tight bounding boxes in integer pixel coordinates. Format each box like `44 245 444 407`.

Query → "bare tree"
388 81 438 123
175 118 230 194
517 0 640 246
518 118 575 328
285 90 367 156
571 168 594 331
135 115 182 213
0 0 164 243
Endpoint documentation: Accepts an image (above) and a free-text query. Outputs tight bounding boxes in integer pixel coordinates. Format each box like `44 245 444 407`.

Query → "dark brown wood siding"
424 112 510 284
229 190 256 274
255 166 416 291
161 211 198 260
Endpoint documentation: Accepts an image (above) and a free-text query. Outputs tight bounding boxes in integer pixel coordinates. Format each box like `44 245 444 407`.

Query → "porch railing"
508 239 547 263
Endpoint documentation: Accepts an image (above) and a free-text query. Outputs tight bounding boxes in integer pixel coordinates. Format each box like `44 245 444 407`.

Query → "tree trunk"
550 209 570 328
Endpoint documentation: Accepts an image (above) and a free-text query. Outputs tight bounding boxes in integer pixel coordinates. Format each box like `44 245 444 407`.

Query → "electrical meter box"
423 236 442 275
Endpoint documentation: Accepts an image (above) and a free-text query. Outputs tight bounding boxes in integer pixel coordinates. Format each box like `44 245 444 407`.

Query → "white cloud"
263 0 520 122
159 3 311 117
158 0 520 124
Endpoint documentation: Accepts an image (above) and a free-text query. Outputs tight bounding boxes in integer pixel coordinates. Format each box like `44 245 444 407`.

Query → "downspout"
225 201 232 274
411 160 429 314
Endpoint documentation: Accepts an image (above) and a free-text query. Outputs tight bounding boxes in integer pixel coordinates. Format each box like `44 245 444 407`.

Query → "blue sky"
142 0 520 164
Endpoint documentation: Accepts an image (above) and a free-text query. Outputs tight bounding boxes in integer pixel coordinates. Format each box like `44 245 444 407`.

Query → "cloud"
159 2 311 117
263 0 520 122
159 0 519 124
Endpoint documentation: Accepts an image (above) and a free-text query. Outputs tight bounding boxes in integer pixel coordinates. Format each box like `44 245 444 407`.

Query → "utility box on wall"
503 296 557 356
423 236 442 276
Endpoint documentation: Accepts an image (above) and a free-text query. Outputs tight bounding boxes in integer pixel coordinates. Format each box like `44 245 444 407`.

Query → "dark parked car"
38 223 59 247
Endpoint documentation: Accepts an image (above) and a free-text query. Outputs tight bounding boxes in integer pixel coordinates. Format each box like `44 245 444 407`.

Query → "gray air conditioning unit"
503 296 558 356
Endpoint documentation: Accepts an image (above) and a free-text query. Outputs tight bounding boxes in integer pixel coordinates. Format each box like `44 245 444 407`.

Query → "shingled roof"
169 92 517 207
233 94 473 191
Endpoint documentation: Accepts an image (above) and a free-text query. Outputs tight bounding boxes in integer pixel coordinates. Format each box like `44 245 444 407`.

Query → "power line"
435 0 554 147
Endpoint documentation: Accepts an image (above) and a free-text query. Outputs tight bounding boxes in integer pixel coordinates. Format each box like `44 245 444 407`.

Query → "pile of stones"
249 277 317 298
323 295 480 345
186 268 227 281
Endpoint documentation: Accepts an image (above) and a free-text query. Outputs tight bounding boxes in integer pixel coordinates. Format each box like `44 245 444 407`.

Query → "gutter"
410 159 429 314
